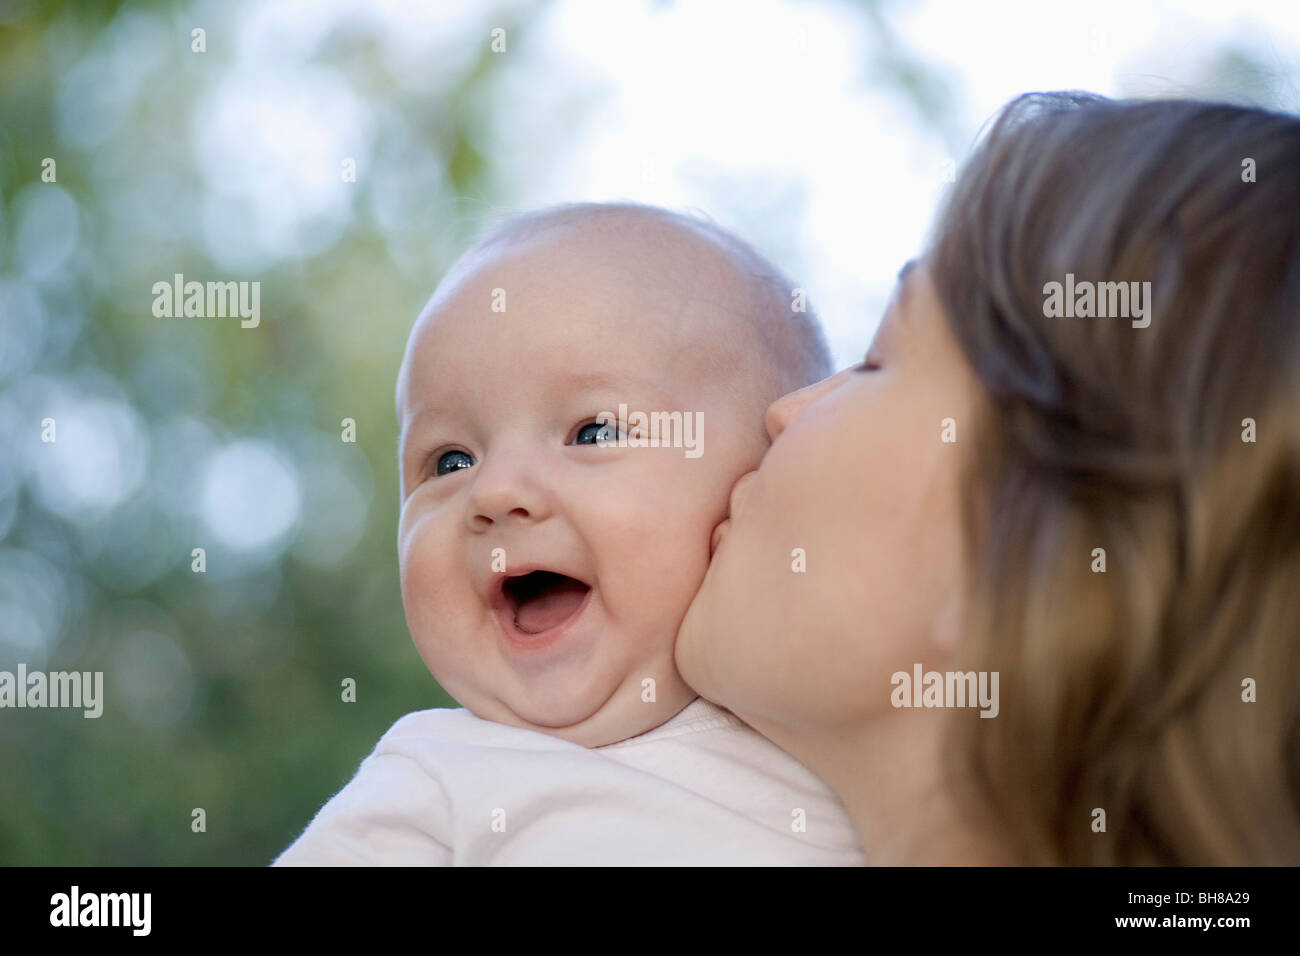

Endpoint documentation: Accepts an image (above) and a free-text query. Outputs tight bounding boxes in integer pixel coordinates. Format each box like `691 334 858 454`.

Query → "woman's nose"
764 369 853 441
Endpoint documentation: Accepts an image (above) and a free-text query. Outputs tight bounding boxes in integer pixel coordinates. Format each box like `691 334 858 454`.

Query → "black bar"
0 866 1287 942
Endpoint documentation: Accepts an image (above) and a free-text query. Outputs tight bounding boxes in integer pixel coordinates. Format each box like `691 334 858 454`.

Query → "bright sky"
507 0 1300 367
178 0 1300 367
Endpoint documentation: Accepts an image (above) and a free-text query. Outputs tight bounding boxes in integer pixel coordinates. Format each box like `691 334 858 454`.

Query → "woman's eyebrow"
898 259 916 300
895 259 919 320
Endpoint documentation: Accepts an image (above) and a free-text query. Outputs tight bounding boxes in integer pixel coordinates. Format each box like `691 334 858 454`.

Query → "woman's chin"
674 583 717 700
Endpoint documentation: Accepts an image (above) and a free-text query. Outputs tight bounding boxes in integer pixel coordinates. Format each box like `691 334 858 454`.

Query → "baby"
274 202 865 865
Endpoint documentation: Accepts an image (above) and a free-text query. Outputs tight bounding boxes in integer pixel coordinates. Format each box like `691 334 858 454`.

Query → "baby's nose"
466 452 550 531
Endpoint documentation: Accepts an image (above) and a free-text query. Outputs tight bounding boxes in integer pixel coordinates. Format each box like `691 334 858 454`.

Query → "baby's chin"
462 668 698 748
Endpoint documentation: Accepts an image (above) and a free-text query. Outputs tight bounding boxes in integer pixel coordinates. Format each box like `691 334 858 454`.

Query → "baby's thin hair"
450 201 834 391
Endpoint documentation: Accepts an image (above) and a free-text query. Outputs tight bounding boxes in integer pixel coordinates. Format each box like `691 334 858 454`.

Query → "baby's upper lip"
484 561 592 610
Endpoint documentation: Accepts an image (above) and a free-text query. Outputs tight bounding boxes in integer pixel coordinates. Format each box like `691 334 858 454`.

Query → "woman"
676 91 1300 865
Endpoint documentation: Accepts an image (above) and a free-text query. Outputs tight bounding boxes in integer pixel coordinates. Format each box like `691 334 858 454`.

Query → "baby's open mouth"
502 571 591 635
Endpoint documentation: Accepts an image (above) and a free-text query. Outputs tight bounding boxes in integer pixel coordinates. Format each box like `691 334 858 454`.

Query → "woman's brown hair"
929 91 1300 864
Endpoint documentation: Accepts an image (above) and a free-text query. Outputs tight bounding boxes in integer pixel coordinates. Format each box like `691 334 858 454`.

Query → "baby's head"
395 202 831 746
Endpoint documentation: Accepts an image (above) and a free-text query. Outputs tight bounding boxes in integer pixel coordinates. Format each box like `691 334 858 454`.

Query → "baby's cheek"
398 516 460 624
588 461 721 608
396 522 432 602
646 507 717 611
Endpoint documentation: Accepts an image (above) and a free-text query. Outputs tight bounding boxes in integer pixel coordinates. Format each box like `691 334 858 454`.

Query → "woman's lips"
711 470 758 556
728 470 758 519
710 517 731 557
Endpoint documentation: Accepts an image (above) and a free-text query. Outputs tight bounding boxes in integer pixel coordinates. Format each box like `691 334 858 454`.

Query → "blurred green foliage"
0 0 531 864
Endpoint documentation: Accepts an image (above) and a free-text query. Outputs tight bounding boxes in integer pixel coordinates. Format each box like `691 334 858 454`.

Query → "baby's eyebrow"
559 369 660 392
397 369 675 454
399 379 456 424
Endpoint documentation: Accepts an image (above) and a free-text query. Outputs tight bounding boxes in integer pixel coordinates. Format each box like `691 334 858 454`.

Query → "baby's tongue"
515 579 588 634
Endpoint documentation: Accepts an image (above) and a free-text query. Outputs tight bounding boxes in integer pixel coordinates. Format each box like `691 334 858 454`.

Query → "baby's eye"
434 450 475 476
571 421 621 445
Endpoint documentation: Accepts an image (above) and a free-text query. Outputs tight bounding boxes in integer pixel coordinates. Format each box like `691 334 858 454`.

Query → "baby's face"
396 223 771 746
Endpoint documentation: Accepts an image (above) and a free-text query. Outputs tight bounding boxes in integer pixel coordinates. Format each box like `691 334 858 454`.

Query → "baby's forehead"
397 214 777 424
417 220 756 345
488 213 747 294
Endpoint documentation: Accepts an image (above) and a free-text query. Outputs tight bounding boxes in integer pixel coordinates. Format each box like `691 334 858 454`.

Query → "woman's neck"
747 708 1019 866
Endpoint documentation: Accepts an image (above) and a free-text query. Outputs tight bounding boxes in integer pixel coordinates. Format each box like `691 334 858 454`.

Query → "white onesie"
274 696 865 865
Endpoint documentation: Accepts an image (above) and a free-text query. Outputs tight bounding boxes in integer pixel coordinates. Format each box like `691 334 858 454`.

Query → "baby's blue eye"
435 450 475 476
572 422 620 445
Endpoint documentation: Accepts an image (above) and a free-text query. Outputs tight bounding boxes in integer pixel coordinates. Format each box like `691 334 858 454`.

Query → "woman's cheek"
713 479 808 699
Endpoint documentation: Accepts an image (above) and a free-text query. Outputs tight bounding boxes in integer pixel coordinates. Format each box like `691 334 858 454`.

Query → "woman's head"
675 262 980 737
932 92 1300 865
676 91 1300 864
